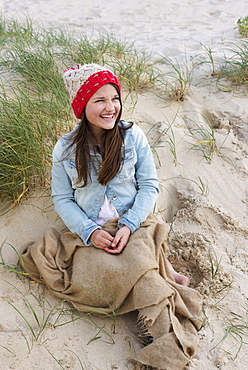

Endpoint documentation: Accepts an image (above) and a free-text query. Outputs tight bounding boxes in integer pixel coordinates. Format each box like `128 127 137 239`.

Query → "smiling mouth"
100 114 114 119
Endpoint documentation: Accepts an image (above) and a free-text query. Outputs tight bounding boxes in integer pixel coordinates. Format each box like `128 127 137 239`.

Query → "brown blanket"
21 213 203 370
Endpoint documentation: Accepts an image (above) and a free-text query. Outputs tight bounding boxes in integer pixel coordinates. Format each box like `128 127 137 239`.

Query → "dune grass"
0 15 159 211
210 302 248 362
236 16 248 37
147 119 178 167
217 41 248 87
1 14 248 212
201 40 248 89
0 85 71 210
158 54 197 101
186 119 218 164
184 113 232 164
197 37 248 90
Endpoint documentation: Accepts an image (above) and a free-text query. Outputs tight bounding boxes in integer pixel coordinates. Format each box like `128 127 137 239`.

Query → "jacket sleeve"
51 139 101 245
118 124 160 233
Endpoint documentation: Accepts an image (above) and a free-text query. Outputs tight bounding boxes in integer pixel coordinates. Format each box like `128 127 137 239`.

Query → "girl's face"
85 84 121 136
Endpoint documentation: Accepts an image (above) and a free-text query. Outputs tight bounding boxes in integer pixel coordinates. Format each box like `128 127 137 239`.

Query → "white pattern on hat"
63 63 112 103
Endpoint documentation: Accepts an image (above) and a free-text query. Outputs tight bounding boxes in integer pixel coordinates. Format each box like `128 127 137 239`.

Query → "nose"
105 99 114 111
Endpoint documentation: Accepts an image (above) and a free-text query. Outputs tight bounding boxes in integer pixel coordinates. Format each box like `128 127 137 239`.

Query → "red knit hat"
63 64 122 119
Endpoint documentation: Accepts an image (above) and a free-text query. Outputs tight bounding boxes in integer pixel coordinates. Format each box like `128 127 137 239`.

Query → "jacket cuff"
118 218 138 234
81 224 102 246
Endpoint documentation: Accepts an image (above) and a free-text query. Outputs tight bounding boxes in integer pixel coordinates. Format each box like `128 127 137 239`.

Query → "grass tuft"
158 55 197 101
236 16 248 37
211 306 248 361
147 115 178 166
217 41 248 87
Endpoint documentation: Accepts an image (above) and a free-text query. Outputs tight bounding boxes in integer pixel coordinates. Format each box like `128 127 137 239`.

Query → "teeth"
101 115 113 118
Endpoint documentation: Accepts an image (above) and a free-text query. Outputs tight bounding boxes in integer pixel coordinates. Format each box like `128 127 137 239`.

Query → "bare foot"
171 271 190 286
166 259 190 286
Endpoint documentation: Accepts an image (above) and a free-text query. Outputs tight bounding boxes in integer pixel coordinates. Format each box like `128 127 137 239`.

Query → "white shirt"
95 195 120 225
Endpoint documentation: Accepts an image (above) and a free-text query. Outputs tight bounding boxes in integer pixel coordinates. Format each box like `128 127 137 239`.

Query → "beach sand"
0 0 248 369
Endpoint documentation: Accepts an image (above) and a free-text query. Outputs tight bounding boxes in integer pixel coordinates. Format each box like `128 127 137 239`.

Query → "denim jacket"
52 121 160 245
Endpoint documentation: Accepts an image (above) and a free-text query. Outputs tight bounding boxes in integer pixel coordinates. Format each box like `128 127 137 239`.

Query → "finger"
111 231 125 247
93 231 113 248
93 236 112 249
101 231 114 242
111 236 120 248
94 238 111 249
104 248 121 254
102 238 113 248
104 244 124 254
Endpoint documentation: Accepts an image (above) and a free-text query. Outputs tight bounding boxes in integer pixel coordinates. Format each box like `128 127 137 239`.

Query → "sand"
0 0 248 369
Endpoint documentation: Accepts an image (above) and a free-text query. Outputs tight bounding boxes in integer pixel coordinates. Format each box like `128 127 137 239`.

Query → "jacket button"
112 196 117 200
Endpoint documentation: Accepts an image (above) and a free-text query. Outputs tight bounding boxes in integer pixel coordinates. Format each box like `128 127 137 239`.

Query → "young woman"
21 64 202 369
52 63 189 284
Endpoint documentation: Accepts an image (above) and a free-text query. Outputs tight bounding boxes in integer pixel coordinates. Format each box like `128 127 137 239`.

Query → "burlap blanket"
21 213 203 370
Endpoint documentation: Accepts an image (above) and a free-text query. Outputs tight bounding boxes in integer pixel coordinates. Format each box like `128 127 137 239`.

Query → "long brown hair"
64 84 132 187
